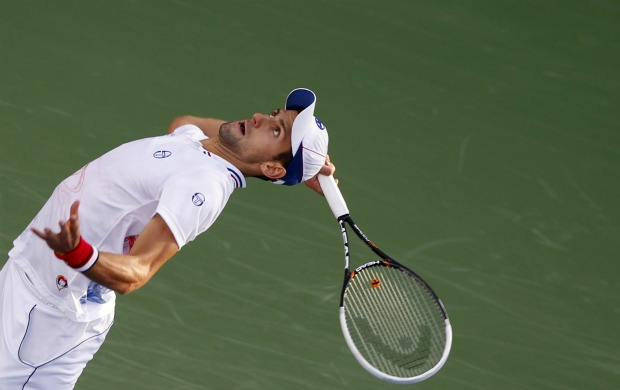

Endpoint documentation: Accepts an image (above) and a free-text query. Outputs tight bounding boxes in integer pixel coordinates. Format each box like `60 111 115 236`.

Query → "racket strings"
343 265 447 378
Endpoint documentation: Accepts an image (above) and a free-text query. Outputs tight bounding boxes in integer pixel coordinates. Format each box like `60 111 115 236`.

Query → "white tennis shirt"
8 125 245 322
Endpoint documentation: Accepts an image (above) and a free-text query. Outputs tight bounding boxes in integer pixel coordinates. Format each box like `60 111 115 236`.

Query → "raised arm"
32 201 179 294
167 115 226 138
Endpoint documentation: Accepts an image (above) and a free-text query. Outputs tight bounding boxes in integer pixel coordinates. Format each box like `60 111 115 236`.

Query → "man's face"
219 109 297 164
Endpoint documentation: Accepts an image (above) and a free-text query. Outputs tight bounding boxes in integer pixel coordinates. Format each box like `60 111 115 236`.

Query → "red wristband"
54 237 98 271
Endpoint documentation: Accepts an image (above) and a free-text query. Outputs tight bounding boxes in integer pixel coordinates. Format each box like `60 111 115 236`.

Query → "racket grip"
318 174 349 219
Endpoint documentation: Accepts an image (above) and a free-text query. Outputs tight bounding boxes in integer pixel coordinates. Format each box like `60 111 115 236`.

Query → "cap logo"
315 117 325 130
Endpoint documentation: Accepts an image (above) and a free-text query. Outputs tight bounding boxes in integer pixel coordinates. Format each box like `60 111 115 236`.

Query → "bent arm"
32 201 179 295
167 115 226 138
83 214 179 294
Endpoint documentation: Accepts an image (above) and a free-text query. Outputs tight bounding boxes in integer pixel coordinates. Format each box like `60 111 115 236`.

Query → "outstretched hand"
31 200 82 254
305 155 338 196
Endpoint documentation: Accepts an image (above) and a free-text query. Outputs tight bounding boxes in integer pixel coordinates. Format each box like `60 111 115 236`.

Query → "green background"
1 0 618 389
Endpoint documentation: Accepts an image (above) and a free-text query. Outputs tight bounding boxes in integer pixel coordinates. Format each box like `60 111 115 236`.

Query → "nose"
252 112 268 127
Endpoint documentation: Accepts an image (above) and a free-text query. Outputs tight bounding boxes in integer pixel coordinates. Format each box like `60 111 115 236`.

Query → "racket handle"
318 174 349 219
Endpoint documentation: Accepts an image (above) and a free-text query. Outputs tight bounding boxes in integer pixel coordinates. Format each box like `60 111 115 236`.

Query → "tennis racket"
318 175 452 384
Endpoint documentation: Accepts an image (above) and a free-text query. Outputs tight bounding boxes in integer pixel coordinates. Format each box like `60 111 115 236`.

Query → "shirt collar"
207 151 247 189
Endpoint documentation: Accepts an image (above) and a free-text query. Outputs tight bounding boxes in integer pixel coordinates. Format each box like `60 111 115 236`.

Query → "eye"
269 109 282 136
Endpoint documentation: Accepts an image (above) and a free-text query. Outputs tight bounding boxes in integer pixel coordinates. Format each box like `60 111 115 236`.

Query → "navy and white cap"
273 88 329 186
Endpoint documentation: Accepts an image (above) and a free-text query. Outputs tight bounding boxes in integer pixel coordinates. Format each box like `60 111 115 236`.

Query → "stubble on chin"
218 122 241 152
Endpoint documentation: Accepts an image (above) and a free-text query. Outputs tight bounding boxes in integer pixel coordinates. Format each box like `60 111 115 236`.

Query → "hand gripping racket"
318 175 452 384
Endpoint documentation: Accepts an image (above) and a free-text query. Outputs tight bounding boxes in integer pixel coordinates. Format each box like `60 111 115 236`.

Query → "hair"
274 149 294 167
254 148 293 182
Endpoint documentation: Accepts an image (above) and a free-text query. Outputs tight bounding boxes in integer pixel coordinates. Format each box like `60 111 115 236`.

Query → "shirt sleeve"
155 169 228 250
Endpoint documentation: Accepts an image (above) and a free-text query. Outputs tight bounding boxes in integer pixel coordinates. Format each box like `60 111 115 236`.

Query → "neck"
200 138 259 177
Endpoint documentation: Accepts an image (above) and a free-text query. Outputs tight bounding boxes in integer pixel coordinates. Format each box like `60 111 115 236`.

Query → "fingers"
318 164 335 176
68 200 81 238
70 200 80 219
30 200 83 253
318 154 336 176
30 226 62 252
58 219 74 243
304 155 339 196
31 227 51 240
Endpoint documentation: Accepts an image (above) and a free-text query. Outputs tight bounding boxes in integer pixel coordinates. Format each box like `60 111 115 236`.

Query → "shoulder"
170 124 208 141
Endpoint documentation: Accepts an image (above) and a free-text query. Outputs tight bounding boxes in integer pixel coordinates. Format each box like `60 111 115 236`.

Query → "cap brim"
274 88 328 186
286 88 317 153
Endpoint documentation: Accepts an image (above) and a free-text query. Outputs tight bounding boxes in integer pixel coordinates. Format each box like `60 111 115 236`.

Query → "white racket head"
339 260 452 384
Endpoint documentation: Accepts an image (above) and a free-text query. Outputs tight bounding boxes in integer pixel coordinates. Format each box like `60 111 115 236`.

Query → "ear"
259 161 286 180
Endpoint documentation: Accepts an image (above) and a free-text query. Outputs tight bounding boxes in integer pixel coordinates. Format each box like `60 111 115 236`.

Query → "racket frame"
319 175 452 384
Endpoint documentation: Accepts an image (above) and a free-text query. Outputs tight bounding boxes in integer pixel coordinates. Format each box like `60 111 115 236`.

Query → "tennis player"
0 88 333 389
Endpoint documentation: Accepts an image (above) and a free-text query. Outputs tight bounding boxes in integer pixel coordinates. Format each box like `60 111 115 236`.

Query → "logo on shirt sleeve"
192 193 205 206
